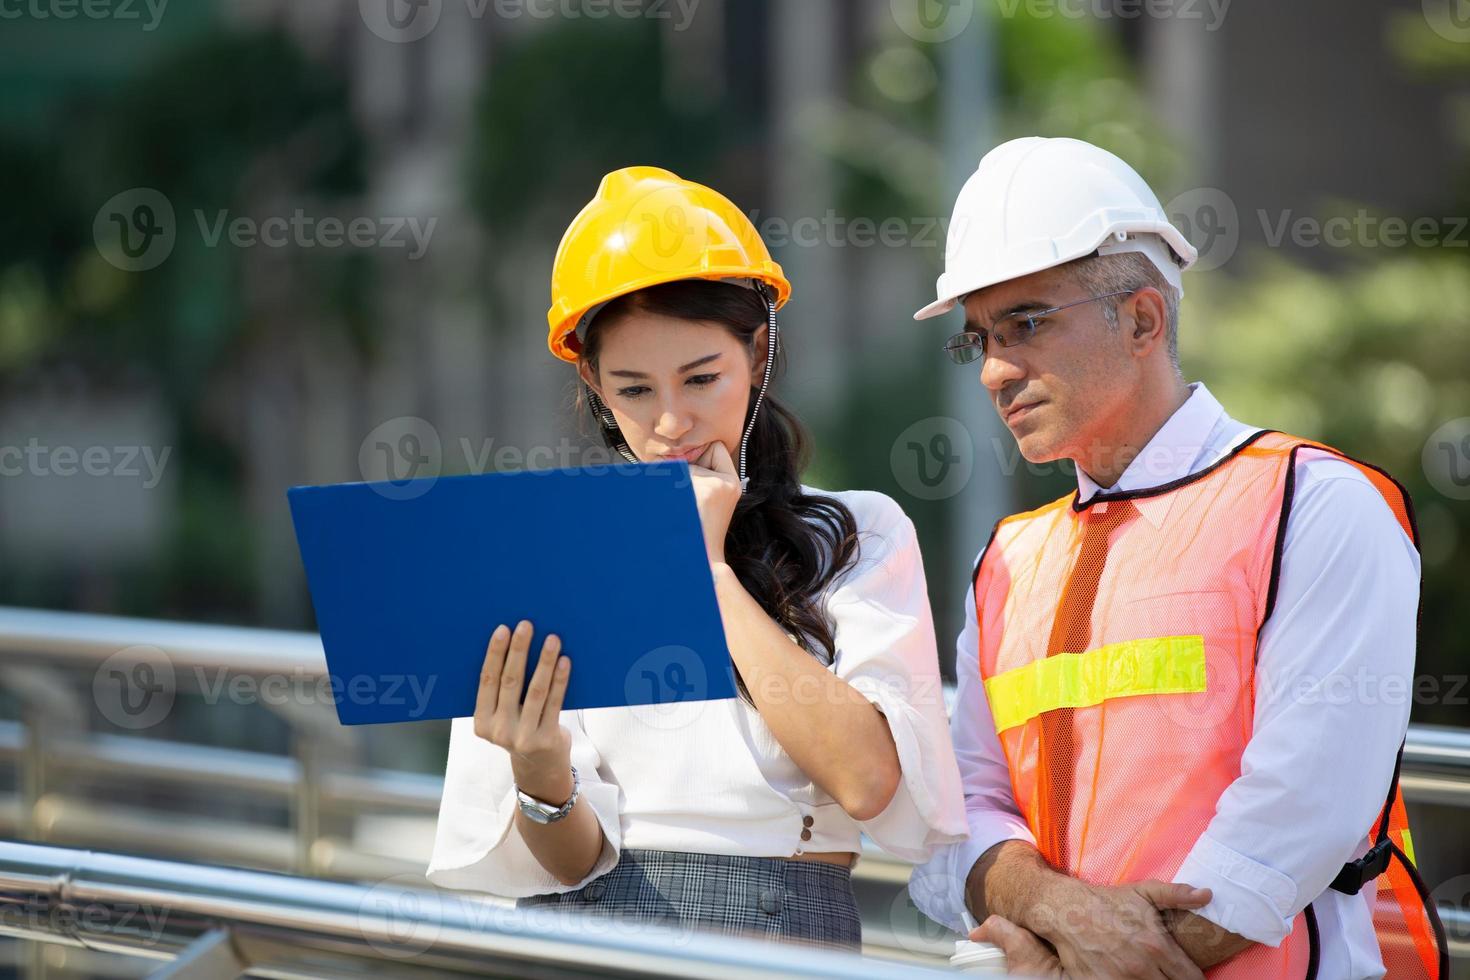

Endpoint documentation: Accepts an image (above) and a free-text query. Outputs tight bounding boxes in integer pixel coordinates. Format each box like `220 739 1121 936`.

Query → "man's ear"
1122 287 1169 358
749 324 770 383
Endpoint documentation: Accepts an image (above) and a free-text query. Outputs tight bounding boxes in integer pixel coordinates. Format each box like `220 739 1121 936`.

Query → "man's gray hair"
1061 251 1182 371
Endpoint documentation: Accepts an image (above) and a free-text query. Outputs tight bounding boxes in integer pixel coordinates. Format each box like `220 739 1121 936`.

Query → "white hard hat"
913 137 1198 320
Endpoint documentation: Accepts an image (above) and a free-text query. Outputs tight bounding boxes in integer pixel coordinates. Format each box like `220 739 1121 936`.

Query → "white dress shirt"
910 382 1418 980
427 487 969 898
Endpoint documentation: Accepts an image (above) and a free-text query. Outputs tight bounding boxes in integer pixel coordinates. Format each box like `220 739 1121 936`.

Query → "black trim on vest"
1070 428 1278 513
1260 444 1300 629
970 517 1005 591
1391 838 1452 980
1304 903 1320 980
1253 440 1445 976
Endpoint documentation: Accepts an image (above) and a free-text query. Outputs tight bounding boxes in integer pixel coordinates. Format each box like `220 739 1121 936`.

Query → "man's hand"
968 841 1214 980
974 915 1064 976
1028 877 1212 980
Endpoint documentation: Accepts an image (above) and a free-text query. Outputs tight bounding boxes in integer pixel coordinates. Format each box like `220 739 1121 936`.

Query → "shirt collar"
1075 381 1227 504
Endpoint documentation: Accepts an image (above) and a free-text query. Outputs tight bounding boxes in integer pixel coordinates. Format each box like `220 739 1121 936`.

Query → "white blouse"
425 487 968 898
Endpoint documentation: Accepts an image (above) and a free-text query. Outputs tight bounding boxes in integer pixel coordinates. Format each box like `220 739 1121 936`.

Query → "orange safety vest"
973 430 1446 978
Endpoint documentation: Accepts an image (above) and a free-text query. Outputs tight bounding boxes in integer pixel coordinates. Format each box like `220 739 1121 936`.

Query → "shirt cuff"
846 674 969 863
908 809 1035 936
426 776 624 897
1173 831 1298 946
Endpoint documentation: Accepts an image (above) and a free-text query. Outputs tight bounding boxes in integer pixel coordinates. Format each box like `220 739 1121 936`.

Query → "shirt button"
758 890 782 915
582 882 605 902
800 828 812 842
802 815 814 828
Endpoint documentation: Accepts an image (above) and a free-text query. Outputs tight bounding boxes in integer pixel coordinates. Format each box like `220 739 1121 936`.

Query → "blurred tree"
0 28 367 619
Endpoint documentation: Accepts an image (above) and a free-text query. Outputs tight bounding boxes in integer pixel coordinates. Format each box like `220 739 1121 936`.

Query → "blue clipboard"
286 460 736 725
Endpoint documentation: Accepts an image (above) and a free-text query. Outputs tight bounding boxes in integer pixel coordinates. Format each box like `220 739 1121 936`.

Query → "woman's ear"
749 324 770 383
576 359 603 399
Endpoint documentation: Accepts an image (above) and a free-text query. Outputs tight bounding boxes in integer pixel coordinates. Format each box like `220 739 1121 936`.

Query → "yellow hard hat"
546 166 791 363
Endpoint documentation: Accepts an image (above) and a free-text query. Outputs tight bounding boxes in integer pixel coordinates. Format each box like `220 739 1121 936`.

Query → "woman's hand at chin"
688 440 741 564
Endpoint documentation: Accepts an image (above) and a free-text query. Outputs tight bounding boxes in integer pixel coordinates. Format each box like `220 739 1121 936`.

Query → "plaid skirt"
515 848 862 952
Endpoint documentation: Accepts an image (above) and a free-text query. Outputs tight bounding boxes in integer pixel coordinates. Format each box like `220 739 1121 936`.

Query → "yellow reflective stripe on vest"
1400 828 1417 866
985 635 1207 733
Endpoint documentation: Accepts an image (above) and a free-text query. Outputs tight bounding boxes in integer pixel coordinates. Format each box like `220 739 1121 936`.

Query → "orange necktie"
1036 499 1137 868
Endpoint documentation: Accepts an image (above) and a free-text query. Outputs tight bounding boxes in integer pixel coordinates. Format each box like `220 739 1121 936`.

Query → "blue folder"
286 460 736 725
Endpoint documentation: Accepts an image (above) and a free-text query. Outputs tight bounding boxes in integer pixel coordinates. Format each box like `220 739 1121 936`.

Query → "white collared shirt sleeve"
828 493 969 863
1172 452 1419 947
909 545 1038 937
425 710 624 897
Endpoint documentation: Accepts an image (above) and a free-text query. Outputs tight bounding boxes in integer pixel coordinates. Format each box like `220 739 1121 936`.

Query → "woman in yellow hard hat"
426 167 967 951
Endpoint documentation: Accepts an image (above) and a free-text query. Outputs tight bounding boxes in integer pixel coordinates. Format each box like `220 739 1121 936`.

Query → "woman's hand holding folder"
472 619 606 886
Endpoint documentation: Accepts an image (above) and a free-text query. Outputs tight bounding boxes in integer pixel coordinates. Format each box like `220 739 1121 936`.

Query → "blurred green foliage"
0 6 1465 729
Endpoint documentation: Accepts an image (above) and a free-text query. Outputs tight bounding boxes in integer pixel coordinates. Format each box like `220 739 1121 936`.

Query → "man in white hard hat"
907 138 1444 979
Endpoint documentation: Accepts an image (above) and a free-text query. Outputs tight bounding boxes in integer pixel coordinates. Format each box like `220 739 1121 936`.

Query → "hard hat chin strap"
737 287 779 494
585 386 641 464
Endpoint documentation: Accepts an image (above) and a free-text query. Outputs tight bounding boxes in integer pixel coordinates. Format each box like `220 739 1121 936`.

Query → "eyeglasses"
942 290 1136 365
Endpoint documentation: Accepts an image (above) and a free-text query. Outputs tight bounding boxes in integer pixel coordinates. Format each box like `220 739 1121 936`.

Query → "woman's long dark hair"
575 280 861 705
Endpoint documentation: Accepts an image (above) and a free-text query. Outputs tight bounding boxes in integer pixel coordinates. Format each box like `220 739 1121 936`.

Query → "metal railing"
2 605 1468 974
0 841 960 978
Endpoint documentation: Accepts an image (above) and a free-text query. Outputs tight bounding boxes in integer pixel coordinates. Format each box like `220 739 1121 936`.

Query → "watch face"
519 802 552 824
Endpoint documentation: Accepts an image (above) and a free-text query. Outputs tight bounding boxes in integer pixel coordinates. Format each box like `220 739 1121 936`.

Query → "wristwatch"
515 766 580 825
